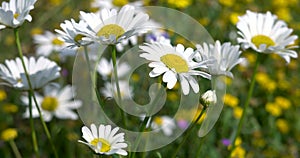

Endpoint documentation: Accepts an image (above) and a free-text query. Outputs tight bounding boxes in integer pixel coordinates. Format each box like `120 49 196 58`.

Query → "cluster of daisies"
0 0 298 156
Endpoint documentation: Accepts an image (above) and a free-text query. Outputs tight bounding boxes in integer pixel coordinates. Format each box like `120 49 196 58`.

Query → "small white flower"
201 90 217 105
139 42 211 95
33 31 75 56
0 0 37 29
237 10 298 63
101 80 133 99
79 124 128 156
151 116 176 136
55 19 94 48
97 58 130 80
78 5 150 45
22 85 82 122
196 40 244 78
0 56 61 90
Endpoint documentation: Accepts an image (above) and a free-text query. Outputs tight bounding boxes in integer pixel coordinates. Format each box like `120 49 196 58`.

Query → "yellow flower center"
13 13 19 19
90 138 111 152
41 97 59 111
154 117 163 125
74 34 84 43
160 54 189 73
251 35 275 48
52 38 64 46
112 0 128 6
97 24 125 39
16 78 22 83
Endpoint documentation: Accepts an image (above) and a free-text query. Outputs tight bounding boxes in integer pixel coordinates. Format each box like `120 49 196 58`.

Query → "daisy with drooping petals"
237 10 298 63
22 85 82 122
79 124 128 156
78 5 150 45
33 31 75 56
139 42 211 95
55 19 94 49
0 56 61 90
0 0 37 29
196 40 244 78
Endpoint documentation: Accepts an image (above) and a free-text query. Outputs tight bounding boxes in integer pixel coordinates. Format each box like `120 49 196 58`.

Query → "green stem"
171 105 208 158
9 140 22 158
195 136 207 157
111 45 127 126
229 53 261 155
83 46 93 79
14 28 58 158
28 92 39 157
131 79 164 158
83 46 103 109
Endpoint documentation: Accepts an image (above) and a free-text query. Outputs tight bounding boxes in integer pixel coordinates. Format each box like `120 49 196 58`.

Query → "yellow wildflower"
167 91 178 102
233 107 243 119
275 8 291 22
166 0 192 9
49 0 62 6
1 128 18 141
265 102 281 117
2 104 18 114
229 12 240 25
219 0 235 7
199 17 210 26
275 96 291 110
0 89 7 101
224 94 239 107
276 119 289 134
230 146 246 158
255 72 269 85
243 52 256 65
30 27 43 36
264 80 276 92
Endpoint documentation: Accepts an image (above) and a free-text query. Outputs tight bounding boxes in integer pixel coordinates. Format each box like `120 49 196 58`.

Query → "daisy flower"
196 40 244 78
22 85 82 122
101 80 133 99
97 58 130 80
79 124 128 156
55 19 94 48
0 0 37 29
139 42 211 95
0 56 61 90
237 10 298 63
78 5 150 45
151 116 176 136
33 31 75 56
